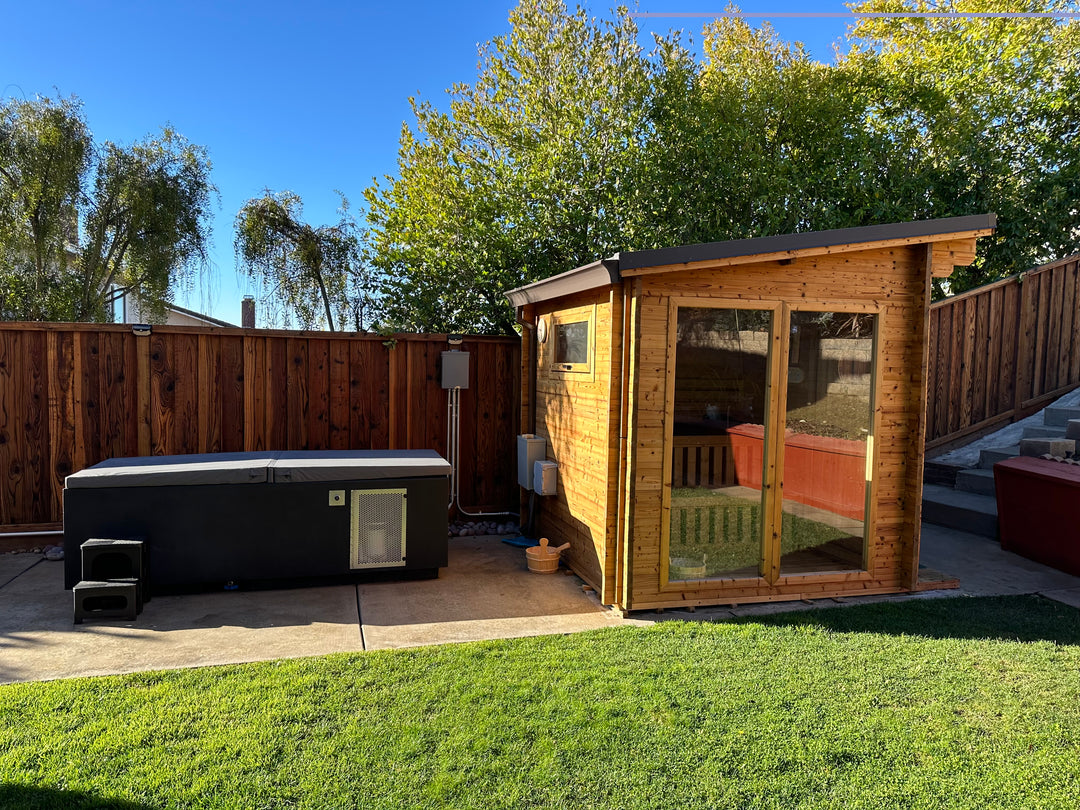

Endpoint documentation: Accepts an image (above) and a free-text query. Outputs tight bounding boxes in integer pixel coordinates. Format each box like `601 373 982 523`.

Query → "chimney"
241 295 256 329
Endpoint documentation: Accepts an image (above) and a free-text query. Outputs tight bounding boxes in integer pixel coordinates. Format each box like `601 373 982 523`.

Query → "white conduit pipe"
448 385 518 519
1 530 64 538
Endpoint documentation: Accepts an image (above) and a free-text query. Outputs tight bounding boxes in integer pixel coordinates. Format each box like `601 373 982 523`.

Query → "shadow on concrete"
725 594 1080 645
0 784 160 809
0 558 359 633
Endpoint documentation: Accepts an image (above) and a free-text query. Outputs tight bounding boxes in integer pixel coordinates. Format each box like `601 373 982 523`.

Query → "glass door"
665 304 875 585
778 311 875 575
667 306 774 581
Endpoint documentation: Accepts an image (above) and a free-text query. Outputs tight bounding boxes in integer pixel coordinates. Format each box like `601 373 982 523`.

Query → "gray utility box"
440 351 470 389
517 434 547 490
63 450 451 592
533 460 558 496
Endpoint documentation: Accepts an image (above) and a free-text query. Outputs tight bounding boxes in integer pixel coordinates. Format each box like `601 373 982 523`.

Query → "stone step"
1022 425 1067 439
978 445 1020 469
955 468 997 497
1067 419 1080 440
922 484 998 539
1043 405 1080 427
1019 437 1075 458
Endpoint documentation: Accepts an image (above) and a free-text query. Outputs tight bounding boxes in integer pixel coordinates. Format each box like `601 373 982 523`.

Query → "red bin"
994 455 1080 576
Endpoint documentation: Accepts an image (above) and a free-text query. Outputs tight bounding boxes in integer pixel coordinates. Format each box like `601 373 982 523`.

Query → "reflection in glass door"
779 311 874 574
668 307 772 580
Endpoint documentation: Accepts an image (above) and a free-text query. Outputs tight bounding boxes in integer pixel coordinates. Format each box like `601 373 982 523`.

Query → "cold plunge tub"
63 450 450 592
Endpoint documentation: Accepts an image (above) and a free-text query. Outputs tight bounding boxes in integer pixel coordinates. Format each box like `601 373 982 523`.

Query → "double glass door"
667 303 875 583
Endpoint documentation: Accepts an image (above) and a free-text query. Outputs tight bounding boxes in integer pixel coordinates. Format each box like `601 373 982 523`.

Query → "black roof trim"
504 214 996 308
617 214 997 272
505 258 619 308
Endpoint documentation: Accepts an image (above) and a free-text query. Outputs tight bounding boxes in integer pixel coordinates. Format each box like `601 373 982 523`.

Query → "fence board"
0 325 519 526
925 253 1080 448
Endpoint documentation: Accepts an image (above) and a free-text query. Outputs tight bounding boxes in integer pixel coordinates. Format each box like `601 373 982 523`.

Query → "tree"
0 95 216 322
0 95 90 320
365 0 1080 331
636 17 929 250
843 0 1080 292
235 191 373 331
365 0 653 335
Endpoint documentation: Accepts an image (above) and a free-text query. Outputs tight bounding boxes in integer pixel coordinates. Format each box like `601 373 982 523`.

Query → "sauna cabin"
506 215 996 611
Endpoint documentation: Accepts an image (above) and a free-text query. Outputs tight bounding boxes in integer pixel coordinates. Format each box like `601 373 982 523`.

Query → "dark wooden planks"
2 325 524 527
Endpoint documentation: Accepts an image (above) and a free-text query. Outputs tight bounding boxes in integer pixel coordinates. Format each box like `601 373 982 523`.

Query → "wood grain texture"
532 289 619 592
923 254 1080 447
622 245 946 608
1 325 518 527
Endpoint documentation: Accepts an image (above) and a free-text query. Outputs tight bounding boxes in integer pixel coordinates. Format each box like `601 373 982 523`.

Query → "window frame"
546 304 596 377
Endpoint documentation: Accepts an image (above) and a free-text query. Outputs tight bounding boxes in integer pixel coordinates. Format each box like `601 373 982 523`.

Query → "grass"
2 595 1080 809
786 394 870 440
670 488 849 576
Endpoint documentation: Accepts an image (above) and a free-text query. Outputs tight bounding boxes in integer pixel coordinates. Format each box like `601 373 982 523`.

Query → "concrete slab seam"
0 557 42 590
355 585 366 651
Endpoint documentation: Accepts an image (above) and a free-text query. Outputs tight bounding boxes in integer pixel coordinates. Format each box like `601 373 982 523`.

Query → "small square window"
555 320 589 366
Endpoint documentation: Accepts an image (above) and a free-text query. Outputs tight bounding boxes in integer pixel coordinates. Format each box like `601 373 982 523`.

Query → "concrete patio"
2 526 1079 685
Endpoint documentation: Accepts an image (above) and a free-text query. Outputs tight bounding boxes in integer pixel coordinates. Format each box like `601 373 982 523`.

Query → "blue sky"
1 2 855 325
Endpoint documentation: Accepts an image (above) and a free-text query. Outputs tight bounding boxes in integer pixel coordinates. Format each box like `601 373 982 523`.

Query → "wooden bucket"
525 537 570 574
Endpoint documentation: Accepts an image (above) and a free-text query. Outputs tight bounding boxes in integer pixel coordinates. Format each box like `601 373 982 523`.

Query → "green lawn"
2 596 1080 809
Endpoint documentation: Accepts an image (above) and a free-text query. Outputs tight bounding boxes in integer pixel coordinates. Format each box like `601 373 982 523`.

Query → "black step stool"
73 580 138 624
81 538 149 601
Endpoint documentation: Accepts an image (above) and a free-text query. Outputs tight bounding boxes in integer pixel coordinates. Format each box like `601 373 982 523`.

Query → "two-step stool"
73 539 148 624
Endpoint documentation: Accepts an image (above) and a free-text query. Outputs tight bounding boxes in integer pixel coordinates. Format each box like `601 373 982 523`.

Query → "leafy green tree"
365 0 1080 330
0 95 90 320
0 95 216 322
636 17 928 250
235 191 373 331
844 0 1080 291
365 0 652 335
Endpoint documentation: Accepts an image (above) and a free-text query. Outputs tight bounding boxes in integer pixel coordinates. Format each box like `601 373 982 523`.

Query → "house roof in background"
505 214 997 308
166 302 236 328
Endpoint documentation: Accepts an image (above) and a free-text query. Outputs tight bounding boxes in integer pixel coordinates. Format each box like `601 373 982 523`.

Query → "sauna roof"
505 213 996 307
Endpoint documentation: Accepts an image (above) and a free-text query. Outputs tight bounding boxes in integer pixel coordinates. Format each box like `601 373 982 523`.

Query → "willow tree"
234 191 373 331
0 95 215 322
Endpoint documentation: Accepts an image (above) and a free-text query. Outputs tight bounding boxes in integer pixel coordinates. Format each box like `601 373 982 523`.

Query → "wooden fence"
4 253 1080 527
926 253 1080 449
0 324 519 528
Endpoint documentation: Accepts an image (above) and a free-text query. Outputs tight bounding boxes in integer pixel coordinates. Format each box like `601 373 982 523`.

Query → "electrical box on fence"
533 460 558 497
440 351 470 389
517 434 547 490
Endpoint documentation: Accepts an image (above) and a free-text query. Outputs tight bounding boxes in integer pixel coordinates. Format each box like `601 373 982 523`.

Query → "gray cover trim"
271 450 452 483
66 450 453 488
505 258 619 308
65 452 278 488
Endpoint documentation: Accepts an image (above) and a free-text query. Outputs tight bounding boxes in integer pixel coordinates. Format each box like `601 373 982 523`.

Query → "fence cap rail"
0 322 518 343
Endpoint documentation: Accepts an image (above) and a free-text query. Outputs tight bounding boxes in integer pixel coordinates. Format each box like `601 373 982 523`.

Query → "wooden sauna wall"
531 287 622 600
624 244 937 610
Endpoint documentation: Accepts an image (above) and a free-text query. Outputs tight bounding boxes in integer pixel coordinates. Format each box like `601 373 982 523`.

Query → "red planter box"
994 456 1080 576
726 425 867 520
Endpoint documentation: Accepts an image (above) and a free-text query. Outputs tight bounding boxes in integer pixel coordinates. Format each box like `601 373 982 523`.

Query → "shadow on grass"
725 595 1080 645
0 784 159 809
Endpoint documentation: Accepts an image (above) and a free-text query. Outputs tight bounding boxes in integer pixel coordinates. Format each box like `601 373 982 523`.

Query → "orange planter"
726 425 867 520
